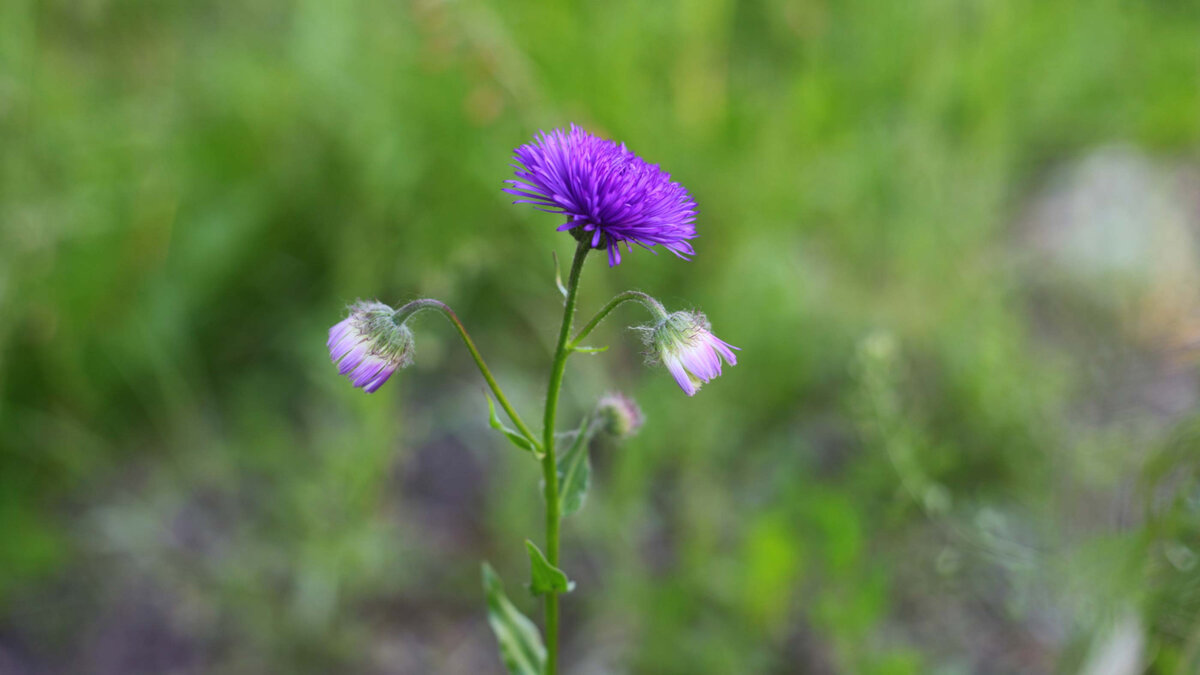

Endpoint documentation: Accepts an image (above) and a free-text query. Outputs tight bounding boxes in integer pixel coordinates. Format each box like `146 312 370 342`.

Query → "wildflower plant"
326 125 738 674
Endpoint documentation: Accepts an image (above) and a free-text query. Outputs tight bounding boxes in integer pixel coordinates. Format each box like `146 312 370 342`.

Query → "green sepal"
482 563 547 675
487 395 540 456
525 540 574 596
556 416 593 517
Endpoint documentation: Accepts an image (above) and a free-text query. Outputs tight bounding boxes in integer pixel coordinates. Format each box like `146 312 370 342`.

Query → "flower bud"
595 392 644 440
327 300 415 393
642 310 739 396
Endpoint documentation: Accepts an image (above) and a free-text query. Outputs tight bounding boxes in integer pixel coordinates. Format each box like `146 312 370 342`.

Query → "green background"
2 0 1199 672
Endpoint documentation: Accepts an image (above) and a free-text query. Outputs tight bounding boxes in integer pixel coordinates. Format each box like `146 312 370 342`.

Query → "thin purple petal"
664 355 699 396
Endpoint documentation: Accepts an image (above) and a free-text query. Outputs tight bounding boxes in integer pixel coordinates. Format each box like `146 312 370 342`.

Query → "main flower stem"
541 240 590 675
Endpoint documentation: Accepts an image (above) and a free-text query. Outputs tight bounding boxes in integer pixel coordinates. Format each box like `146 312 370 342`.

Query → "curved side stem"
570 290 668 348
396 299 541 450
540 240 590 675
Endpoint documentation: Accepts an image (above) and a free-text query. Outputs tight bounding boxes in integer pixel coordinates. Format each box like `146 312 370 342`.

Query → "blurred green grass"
2 0 1199 672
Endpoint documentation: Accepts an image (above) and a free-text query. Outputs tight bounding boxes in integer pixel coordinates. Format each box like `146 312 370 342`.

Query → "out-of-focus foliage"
1 0 1198 672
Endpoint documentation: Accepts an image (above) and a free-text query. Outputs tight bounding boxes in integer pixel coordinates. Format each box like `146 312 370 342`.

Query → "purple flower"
642 311 739 396
327 300 415 393
505 124 698 266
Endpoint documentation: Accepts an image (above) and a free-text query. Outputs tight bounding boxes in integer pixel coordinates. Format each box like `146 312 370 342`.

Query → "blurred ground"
1 0 1199 673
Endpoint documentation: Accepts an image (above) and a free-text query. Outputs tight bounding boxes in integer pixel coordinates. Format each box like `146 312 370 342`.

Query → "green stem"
395 299 540 450
570 290 668 348
541 240 590 675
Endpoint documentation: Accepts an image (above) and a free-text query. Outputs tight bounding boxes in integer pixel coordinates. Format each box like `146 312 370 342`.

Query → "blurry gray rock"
1020 146 1200 347
1018 147 1200 425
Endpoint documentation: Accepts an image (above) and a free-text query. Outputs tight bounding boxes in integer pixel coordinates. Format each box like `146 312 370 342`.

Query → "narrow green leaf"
525 540 574 595
571 344 609 354
552 251 568 299
556 416 593 517
487 395 538 455
482 563 546 675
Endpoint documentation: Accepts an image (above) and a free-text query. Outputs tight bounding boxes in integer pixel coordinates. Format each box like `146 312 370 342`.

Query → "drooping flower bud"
595 392 644 440
642 311 739 396
327 300 415 393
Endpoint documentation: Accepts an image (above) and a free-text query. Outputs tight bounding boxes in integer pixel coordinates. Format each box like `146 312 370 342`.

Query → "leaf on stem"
557 416 593 517
487 395 539 456
552 251 568 299
525 540 574 595
571 344 609 354
482 563 547 675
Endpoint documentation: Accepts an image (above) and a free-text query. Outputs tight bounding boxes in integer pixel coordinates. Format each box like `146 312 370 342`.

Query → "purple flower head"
641 311 739 396
327 300 415 393
505 124 698 266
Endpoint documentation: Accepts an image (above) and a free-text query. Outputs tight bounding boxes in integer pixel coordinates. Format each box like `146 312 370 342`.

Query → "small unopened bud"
595 392 644 440
327 300 415 393
641 310 739 396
